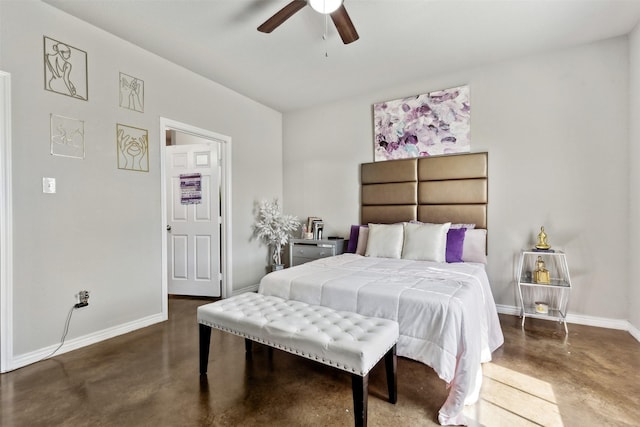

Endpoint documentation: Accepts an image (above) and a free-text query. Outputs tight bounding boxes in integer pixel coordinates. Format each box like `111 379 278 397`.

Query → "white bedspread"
258 253 504 425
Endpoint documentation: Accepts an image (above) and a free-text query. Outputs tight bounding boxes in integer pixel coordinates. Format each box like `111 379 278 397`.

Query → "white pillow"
410 220 475 229
449 223 476 229
401 222 451 262
365 223 404 258
355 226 369 256
462 229 487 263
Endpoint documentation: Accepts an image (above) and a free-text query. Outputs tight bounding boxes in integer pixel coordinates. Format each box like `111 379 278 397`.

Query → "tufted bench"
197 292 399 427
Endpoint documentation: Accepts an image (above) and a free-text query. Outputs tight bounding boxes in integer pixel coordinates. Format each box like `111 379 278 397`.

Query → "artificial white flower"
254 198 300 266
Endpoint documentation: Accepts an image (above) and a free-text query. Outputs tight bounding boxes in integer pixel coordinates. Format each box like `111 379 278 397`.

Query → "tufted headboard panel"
361 158 417 224
361 152 488 228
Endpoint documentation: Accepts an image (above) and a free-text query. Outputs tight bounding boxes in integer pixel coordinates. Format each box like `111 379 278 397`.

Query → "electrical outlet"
75 290 90 308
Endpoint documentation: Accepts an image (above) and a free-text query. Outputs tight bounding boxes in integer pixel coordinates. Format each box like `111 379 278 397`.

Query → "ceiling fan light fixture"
309 0 343 14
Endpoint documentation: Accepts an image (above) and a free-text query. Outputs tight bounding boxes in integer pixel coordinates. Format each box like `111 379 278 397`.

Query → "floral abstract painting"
373 85 470 161
116 123 149 172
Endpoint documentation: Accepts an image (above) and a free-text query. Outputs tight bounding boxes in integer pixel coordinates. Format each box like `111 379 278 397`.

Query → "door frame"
0 71 13 373
159 118 232 317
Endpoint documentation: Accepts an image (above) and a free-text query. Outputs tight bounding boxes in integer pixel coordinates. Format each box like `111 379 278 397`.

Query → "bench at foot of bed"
197 292 399 427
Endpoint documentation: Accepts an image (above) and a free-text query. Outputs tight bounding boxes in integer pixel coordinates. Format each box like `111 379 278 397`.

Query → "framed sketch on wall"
43 36 88 100
119 72 144 112
116 123 149 172
50 114 85 159
373 85 470 161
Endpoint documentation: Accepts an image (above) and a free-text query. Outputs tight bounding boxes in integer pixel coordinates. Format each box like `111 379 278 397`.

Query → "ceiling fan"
258 0 359 45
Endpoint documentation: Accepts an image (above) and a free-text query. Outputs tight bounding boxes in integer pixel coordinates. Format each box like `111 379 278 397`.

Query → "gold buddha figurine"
533 256 551 284
535 226 551 250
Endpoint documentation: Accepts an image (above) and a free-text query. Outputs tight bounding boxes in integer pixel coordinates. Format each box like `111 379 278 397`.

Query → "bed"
259 152 504 425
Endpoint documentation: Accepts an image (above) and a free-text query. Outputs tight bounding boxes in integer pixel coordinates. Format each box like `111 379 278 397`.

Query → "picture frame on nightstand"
306 216 322 232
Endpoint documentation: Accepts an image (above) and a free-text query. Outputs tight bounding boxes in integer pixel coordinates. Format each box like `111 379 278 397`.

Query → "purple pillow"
346 225 361 253
446 227 467 263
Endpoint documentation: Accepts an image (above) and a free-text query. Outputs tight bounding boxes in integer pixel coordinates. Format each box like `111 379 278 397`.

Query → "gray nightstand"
289 238 344 267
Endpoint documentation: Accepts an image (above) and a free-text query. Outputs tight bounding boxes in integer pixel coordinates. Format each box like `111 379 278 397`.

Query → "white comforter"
258 253 504 425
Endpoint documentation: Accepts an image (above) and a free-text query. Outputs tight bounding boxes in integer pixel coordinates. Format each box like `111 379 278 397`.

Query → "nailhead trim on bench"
198 319 397 376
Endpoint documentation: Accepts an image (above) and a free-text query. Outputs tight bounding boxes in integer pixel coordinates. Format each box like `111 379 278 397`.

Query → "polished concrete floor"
1 296 639 426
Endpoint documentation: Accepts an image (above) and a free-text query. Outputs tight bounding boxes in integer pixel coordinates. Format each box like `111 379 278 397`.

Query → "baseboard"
565 312 630 331
495 304 520 316
629 323 640 342
232 283 259 296
6 312 164 372
496 304 640 343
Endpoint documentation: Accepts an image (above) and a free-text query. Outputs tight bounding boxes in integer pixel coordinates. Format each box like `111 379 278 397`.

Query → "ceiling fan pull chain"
324 14 329 57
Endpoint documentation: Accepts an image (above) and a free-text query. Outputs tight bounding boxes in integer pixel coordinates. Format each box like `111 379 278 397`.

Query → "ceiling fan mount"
258 0 359 45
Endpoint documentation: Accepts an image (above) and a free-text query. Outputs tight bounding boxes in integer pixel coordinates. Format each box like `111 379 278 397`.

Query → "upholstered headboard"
361 152 488 228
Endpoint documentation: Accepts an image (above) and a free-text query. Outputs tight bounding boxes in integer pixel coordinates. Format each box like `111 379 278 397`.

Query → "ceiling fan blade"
330 4 359 44
257 0 307 33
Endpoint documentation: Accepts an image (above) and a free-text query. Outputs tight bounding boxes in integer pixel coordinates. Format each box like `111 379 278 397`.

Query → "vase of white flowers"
254 198 300 270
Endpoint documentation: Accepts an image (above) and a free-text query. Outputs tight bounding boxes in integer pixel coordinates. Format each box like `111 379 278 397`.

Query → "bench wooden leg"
245 338 253 360
199 324 212 375
385 345 397 404
352 373 368 427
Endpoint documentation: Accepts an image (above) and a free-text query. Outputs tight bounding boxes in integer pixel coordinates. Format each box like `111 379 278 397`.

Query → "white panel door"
167 143 220 297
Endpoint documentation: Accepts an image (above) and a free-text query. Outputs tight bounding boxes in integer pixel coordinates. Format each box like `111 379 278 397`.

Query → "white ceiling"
43 0 640 112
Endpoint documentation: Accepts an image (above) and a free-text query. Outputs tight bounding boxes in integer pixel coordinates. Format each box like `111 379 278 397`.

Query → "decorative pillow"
401 222 451 262
355 226 369 256
346 225 361 253
446 227 467 263
462 229 487 263
410 220 475 229
364 223 404 258
449 223 476 230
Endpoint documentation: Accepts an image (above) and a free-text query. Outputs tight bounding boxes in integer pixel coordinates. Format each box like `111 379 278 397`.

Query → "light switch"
43 177 56 194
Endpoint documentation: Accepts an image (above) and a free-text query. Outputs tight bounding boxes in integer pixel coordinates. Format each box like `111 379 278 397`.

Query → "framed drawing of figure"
43 36 88 100
119 72 144 112
116 123 149 172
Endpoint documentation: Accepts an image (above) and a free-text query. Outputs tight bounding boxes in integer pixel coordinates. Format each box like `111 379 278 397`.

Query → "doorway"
160 118 232 317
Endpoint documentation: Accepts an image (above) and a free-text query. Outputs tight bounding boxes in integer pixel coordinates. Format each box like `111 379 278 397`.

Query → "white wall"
1 1 282 361
284 37 630 321
629 24 640 333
